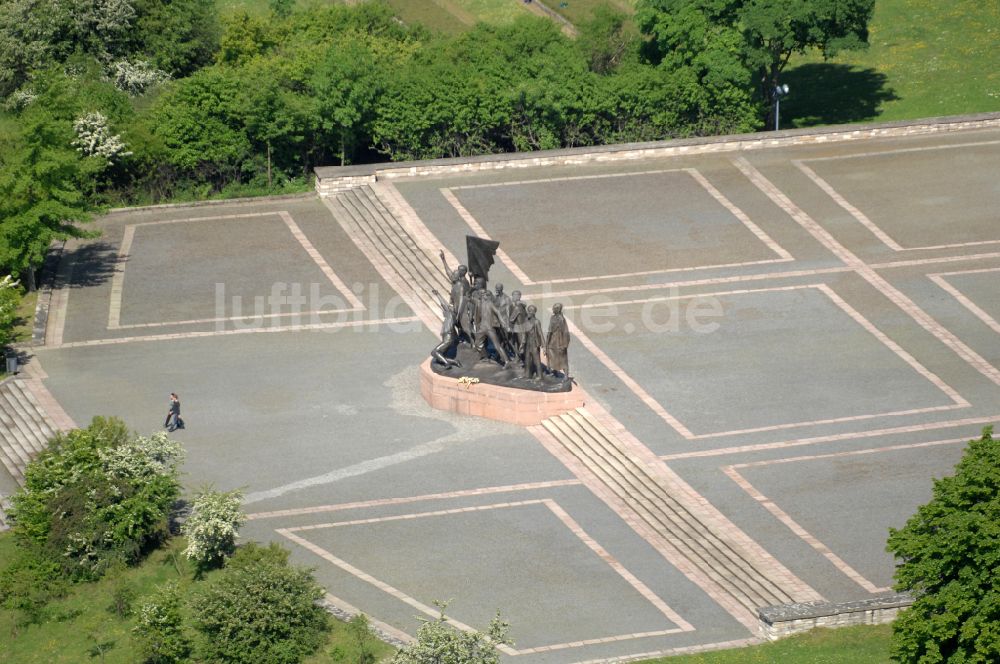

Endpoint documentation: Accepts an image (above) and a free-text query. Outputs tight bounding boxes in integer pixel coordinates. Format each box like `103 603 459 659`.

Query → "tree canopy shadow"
781 63 899 128
61 241 118 289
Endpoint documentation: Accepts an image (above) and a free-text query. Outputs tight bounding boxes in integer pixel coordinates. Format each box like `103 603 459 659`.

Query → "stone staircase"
539 407 820 628
0 378 59 485
325 185 448 323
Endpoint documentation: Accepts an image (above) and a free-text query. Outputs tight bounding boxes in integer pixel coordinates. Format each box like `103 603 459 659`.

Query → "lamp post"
774 83 789 131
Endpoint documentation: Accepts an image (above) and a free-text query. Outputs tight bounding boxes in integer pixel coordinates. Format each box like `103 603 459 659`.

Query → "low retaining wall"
419 359 585 426
315 113 1000 196
758 594 912 640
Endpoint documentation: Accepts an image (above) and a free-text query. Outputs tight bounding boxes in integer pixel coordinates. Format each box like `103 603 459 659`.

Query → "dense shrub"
9 417 184 580
0 543 65 632
191 542 328 663
133 581 191 663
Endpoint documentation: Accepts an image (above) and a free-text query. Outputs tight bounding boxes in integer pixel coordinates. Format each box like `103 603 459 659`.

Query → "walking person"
165 392 184 431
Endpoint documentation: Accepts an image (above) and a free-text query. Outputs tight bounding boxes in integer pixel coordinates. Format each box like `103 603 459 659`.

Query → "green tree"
0 0 64 97
347 614 378 664
131 0 220 77
191 542 329 663
887 427 1000 663
373 55 509 161
576 6 636 75
373 17 582 160
391 603 511 664
0 98 100 288
313 37 383 165
636 0 875 124
148 68 251 190
217 12 280 66
0 274 21 347
235 53 323 183
0 68 131 287
601 62 758 142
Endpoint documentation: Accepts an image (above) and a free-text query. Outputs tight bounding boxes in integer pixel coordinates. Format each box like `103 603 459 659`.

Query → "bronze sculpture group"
430 247 571 387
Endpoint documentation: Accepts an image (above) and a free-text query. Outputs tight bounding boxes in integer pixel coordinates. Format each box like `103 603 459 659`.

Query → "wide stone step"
0 398 34 481
334 196 439 313
543 418 784 611
0 394 41 459
346 188 447 296
1 383 53 454
7 380 56 451
563 409 793 604
0 379 60 486
0 439 26 485
327 190 444 322
545 417 774 609
541 407 804 616
363 186 448 285
355 187 440 272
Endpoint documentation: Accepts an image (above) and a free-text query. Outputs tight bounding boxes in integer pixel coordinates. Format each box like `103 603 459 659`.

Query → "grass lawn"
0 288 36 380
12 288 37 344
0 533 396 663
443 0 536 25
545 0 633 25
650 624 892 663
783 0 1000 127
384 0 472 34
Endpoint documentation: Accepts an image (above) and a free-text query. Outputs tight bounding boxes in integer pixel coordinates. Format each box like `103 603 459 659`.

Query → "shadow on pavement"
63 241 118 289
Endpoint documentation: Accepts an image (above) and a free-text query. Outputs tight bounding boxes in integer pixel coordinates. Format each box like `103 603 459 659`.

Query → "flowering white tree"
5 88 36 110
99 431 184 481
182 488 246 569
392 603 512 664
72 111 132 163
111 59 169 96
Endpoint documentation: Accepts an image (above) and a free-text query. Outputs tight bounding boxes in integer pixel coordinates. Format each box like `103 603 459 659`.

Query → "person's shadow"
780 63 899 127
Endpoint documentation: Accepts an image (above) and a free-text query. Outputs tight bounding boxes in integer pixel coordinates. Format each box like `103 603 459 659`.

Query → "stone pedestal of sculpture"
420 359 585 426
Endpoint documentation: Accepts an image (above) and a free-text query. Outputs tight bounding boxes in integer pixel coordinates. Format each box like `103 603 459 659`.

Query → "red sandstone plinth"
419 360 586 426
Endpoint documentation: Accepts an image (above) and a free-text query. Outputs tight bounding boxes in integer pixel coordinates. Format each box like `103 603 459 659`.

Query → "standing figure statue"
470 277 509 367
430 289 461 368
509 290 527 365
523 304 544 380
440 251 472 340
545 302 570 377
493 283 514 360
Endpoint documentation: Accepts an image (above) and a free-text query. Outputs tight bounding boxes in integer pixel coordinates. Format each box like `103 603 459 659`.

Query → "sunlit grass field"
783 0 1000 126
650 624 892 663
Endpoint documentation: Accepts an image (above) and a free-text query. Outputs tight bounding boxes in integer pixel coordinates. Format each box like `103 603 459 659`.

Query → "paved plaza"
16 125 1000 660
